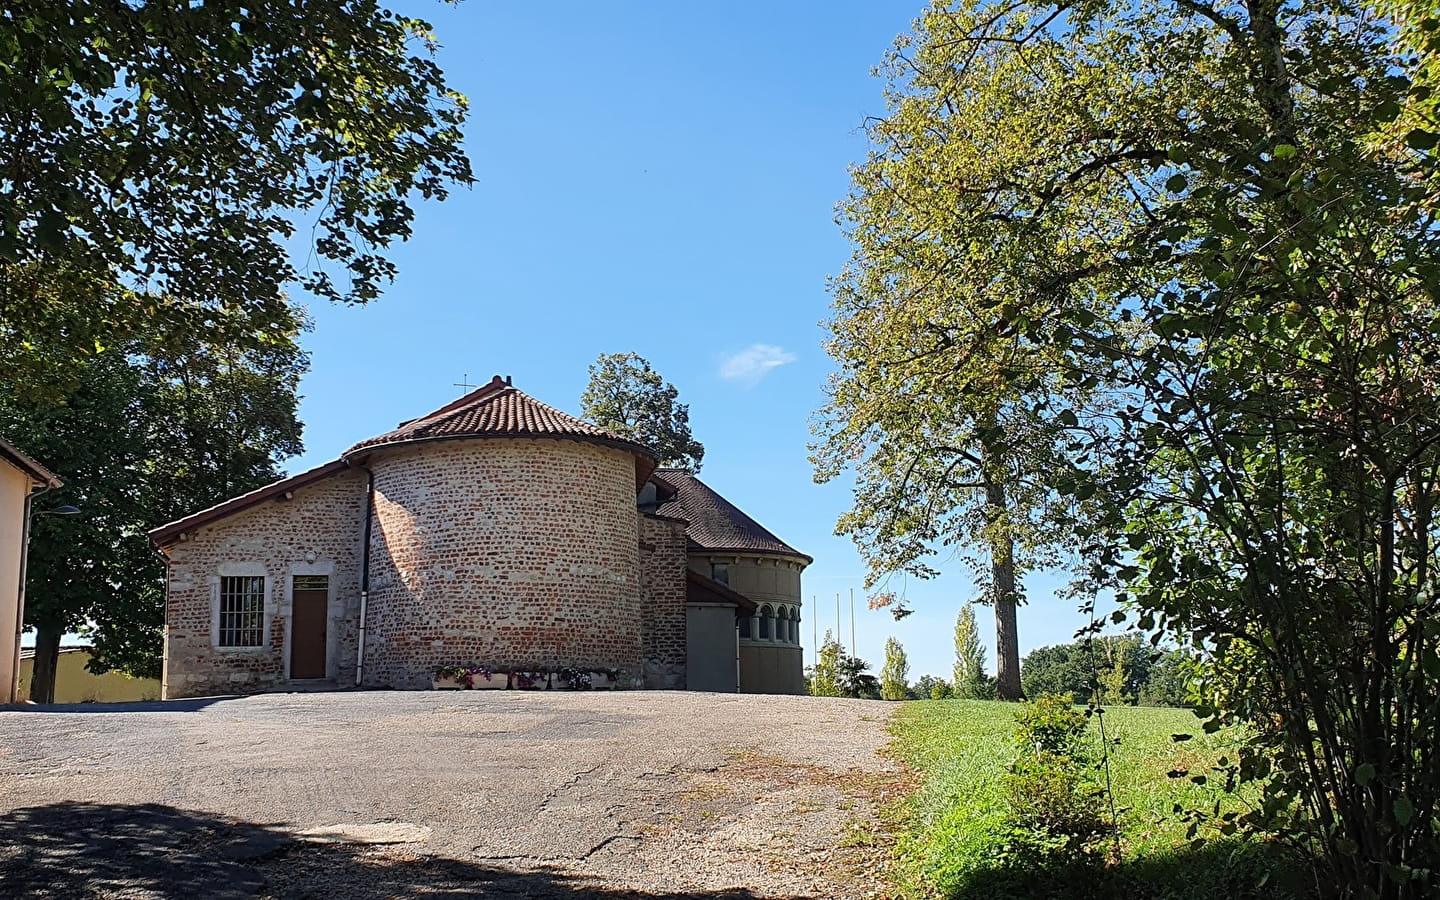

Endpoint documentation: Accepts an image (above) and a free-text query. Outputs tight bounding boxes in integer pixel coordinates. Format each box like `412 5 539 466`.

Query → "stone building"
150 376 810 699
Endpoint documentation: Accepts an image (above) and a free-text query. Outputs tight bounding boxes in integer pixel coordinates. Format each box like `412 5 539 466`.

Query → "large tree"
827 0 1440 893
581 352 705 471
0 0 470 395
3 315 307 700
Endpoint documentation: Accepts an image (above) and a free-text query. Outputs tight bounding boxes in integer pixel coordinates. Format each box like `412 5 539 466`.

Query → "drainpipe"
11 484 50 704
355 462 376 687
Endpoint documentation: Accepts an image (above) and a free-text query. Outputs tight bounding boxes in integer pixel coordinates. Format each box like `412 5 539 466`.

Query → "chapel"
150 376 810 699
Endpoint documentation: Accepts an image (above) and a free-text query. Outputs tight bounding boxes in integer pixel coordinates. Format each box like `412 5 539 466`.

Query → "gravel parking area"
0 691 898 898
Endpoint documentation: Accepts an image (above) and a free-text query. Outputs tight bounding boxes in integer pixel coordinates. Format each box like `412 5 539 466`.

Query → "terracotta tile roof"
345 376 658 471
0 435 61 488
150 377 661 548
651 469 811 564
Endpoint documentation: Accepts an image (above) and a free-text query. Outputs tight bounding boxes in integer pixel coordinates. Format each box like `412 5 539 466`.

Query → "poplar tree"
952 605 991 700
880 637 910 701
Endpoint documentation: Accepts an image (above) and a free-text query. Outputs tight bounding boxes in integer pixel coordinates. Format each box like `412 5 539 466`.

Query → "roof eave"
0 437 62 489
148 459 351 551
345 432 659 491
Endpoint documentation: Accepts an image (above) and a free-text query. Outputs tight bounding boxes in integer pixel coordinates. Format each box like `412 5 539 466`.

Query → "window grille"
219 576 266 647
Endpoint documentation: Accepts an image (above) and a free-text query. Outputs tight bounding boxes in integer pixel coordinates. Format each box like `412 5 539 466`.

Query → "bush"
996 693 1112 872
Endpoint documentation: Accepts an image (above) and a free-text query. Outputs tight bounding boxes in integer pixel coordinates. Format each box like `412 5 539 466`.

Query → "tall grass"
885 700 1313 899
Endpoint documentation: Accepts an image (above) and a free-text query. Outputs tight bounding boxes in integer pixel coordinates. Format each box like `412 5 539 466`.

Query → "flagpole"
850 588 856 658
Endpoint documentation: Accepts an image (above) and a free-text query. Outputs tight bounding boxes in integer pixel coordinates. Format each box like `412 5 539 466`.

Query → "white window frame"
211 563 271 652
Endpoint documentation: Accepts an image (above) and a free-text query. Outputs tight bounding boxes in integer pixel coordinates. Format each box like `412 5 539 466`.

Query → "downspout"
355 462 376 687
12 484 50 704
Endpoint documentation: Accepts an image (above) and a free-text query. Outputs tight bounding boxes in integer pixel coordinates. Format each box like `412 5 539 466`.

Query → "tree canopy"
581 352 705 471
823 0 1440 890
0 0 471 393
2 314 307 699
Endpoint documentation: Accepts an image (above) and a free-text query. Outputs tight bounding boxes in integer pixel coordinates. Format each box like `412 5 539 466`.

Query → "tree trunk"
983 446 1024 701
991 530 1023 701
28 624 60 704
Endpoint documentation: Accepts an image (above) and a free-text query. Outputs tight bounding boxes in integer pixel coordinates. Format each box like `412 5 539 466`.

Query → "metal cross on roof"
453 373 475 393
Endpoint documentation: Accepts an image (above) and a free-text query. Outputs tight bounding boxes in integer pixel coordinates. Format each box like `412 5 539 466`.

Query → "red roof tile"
652 469 810 563
344 376 657 470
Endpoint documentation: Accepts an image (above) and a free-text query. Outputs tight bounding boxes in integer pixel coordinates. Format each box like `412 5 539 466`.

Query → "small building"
150 376 810 699
0 436 62 705
18 646 161 703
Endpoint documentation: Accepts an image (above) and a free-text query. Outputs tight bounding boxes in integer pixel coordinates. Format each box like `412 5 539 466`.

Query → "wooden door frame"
284 565 334 681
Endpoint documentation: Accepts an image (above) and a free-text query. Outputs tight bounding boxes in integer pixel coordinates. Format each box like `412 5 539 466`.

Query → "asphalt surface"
0 690 898 898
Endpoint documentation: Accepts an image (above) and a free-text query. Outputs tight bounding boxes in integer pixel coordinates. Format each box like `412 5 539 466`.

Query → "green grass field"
885 700 1313 899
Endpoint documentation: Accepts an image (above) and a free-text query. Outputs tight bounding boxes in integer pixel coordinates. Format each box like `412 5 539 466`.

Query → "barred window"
219 576 266 648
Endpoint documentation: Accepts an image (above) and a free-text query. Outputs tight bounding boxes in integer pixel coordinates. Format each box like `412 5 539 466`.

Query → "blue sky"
279 0 1111 681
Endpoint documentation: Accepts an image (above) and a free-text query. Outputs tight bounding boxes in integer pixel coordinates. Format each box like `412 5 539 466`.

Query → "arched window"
788 609 799 644
759 605 773 640
738 612 752 639
781 608 794 644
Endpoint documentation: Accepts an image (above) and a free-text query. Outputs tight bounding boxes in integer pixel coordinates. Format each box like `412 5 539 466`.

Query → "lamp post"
11 504 80 704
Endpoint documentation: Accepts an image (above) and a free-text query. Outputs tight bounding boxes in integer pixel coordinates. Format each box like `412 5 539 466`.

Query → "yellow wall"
19 649 161 703
0 463 29 704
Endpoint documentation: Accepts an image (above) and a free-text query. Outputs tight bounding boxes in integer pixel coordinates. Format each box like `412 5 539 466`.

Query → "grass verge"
884 699 1315 899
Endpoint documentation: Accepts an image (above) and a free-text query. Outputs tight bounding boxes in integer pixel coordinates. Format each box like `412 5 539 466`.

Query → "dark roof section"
344 376 657 488
0 436 61 489
686 569 757 614
651 469 811 564
148 459 352 550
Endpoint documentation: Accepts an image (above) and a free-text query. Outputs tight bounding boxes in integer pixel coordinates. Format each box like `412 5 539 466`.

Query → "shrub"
995 693 1112 873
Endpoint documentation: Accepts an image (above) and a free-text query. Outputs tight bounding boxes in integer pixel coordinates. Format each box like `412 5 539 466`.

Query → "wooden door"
289 575 329 679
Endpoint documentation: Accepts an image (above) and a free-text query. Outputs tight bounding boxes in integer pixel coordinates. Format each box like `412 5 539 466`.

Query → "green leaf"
1356 763 1376 787
1165 173 1188 193
1273 144 1298 159
1406 128 1438 151
1394 796 1414 826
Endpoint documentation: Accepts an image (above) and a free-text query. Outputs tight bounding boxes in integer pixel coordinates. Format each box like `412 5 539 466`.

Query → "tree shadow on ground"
945 838 1317 900
2 696 235 714
0 802 789 899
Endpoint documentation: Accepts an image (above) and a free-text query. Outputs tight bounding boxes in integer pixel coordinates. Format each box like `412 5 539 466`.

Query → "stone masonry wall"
638 512 689 689
361 438 644 689
161 469 368 699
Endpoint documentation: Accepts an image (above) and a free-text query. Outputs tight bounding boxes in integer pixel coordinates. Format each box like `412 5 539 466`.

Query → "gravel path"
0 690 898 898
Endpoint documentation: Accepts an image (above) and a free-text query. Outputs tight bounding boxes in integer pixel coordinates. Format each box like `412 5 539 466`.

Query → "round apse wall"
359 437 644 688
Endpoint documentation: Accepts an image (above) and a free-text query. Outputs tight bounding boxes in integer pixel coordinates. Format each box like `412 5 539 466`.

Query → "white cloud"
718 343 797 387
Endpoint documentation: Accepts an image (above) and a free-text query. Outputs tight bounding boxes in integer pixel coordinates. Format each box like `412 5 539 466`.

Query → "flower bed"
432 665 626 691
